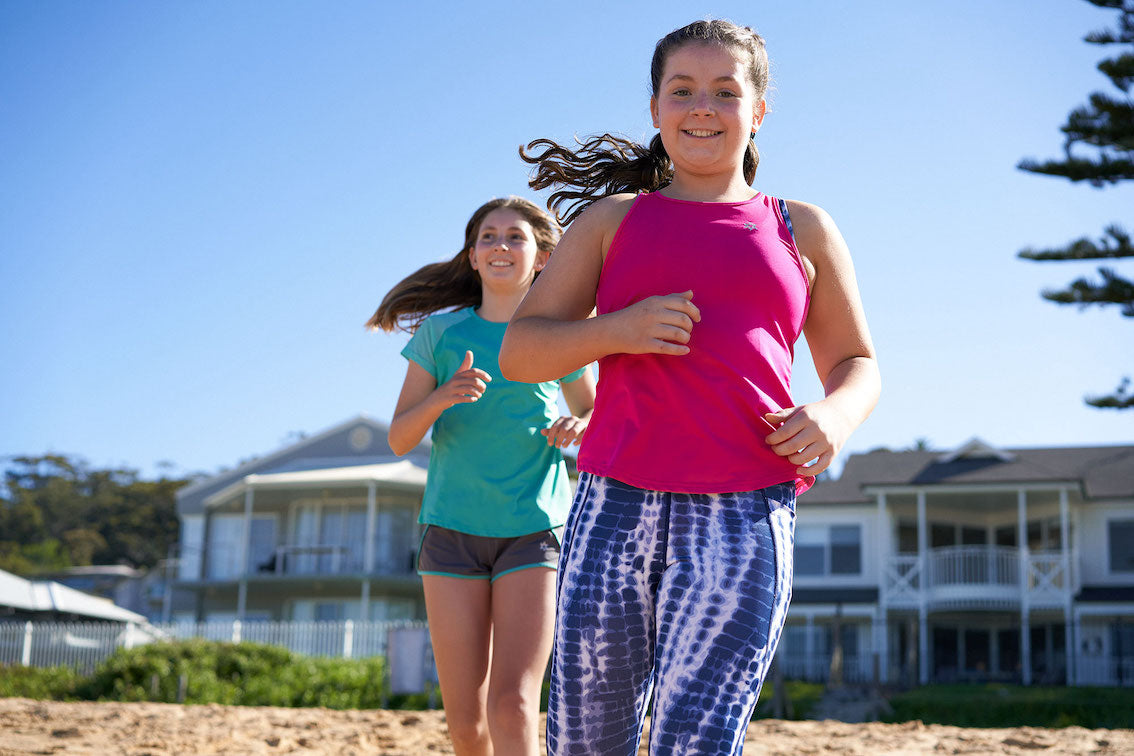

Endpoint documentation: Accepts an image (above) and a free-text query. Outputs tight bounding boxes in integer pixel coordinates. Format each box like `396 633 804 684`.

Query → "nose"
493 239 509 251
691 92 714 115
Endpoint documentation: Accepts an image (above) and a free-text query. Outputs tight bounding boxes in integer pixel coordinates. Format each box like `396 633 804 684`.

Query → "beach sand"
1 697 1131 755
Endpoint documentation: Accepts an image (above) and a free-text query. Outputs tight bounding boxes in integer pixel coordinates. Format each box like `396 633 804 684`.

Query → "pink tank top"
577 191 814 495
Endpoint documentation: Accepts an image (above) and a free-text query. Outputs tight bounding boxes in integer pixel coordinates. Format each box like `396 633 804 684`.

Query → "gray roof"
177 415 430 515
804 440 1134 505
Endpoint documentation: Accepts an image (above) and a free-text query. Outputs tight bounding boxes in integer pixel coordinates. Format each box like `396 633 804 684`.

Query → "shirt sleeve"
401 317 440 381
558 364 589 384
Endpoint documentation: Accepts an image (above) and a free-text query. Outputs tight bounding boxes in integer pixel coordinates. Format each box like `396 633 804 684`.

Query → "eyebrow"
480 225 527 233
664 73 742 85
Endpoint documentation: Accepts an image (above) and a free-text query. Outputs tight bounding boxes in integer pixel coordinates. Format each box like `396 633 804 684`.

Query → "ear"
650 96 660 129
751 98 768 134
467 246 478 271
534 249 550 272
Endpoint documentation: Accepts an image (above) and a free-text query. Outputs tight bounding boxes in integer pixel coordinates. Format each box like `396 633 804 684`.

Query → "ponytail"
520 133 673 226
366 250 481 333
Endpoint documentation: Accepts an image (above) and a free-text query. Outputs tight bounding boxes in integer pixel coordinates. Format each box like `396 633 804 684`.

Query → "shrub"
76 639 391 709
884 684 1134 729
0 664 83 699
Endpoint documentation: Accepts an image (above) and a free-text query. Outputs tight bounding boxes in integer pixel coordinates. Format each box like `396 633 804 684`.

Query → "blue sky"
2 0 1131 479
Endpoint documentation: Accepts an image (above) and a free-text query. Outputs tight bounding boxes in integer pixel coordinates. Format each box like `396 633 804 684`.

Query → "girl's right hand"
608 290 701 355
433 350 492 408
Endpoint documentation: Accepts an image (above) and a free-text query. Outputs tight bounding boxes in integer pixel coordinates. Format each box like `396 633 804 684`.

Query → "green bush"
753 680 825 720
0 663 83 699
884 684 1134 729
75 639 391 709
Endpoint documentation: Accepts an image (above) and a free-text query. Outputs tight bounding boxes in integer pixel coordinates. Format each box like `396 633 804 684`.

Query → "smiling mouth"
488 261 513 267
683 129 722 138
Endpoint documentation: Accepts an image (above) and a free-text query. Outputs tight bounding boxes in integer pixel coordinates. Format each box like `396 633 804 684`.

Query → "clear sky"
2 0 1131 480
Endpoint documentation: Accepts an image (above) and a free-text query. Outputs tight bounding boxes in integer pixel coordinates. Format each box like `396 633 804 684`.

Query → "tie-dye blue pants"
547 473 796 756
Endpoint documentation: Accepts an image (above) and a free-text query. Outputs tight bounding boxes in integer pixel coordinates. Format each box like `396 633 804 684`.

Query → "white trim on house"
202 460 428 507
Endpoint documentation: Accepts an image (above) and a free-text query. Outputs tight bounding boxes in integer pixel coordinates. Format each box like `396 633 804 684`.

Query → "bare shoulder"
783 199 850 269
559 193 639 259
574 192 637 231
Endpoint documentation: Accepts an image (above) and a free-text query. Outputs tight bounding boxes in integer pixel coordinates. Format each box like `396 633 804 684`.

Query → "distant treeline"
0 455 192 575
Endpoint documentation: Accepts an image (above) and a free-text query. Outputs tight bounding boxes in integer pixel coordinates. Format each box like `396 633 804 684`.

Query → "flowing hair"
366 196 561 333
521 19 770 225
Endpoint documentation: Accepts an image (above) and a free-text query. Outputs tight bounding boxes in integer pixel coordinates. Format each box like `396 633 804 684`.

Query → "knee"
488 687 539 733
444 705 489 749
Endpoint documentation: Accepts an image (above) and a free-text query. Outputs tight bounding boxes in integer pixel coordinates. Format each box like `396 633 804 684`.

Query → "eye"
672 88 691 96
717 90 738 98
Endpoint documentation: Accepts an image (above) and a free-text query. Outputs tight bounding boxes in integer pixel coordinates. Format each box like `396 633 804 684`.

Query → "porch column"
804 614 816 681
362 481 377 620
872 607 888 684
1018 488 1031 685
876 492 890 683
1060 487 1073 684
237 487 253 621
917 491 929 684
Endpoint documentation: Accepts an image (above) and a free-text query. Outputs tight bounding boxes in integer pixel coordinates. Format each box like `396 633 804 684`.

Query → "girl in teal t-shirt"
367 196 595 756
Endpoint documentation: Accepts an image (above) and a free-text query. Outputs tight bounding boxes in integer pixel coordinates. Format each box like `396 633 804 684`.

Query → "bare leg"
422 575 493 756
487 567 557 756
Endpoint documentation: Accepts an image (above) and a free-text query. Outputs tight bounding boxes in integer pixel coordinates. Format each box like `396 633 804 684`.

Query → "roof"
0 568 149 623
804 438 1134 505
203 459 428 506
177 415 431 515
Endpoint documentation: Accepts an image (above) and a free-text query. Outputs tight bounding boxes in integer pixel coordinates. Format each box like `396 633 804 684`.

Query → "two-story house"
174 416 431 625
175 422 1132 688
780 439 1134 687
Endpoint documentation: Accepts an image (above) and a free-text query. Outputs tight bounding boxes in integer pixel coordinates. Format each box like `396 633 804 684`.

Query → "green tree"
0 455 188 574
1018 0 1134 409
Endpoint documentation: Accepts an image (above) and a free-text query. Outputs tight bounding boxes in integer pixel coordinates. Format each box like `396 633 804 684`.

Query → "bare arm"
387 351 491 456
764 201 880 475
501 195 701 382
541 367 597 448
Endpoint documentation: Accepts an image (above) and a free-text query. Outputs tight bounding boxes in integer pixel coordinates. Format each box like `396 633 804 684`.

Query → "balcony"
885 546 1071 609
194 541 416 583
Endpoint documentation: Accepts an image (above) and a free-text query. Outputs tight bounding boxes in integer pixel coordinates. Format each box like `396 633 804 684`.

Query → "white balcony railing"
885 546 1070 608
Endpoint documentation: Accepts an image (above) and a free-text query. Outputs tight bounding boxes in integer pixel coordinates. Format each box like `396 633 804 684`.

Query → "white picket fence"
0 619 434 690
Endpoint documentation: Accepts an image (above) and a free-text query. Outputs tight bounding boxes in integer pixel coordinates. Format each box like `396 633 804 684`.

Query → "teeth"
489 261 512 267
685 129 720 137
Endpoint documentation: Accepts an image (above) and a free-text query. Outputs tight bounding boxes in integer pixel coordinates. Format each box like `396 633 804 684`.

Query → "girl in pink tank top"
500 19 880 756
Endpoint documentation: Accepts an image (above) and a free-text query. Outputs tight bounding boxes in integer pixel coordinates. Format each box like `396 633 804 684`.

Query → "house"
176 420 1134 688
40 564 192 623
781 439 1134 687
0 567 150 624
173 416 431 624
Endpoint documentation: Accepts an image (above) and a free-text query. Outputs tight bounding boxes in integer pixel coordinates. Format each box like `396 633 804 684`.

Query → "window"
794 524 862 576
1109 520 1134 573
830 526 862 574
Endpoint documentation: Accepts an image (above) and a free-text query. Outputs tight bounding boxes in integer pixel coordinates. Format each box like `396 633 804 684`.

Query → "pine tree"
1018 0 1134 409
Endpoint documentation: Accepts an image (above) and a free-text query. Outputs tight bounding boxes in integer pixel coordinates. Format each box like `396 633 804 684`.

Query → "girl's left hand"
541 416 588 448
763 400 851 476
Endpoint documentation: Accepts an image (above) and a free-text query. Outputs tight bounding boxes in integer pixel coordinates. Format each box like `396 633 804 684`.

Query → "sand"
1 697 1131 755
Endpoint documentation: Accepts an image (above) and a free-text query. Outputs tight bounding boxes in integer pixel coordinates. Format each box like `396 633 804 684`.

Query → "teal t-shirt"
402 307 587 537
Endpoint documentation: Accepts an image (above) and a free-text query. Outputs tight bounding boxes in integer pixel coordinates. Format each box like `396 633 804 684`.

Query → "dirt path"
1 698 1131 755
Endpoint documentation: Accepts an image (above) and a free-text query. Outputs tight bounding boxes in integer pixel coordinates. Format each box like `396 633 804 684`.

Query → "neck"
475 285 530 322
661 169 755 203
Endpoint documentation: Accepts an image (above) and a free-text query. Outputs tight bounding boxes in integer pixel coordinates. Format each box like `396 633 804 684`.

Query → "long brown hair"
366 196 561 333
521 19 770 225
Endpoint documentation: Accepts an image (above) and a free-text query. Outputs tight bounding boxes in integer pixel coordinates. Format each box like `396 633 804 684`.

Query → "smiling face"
650 41 766 181
467 207 548 293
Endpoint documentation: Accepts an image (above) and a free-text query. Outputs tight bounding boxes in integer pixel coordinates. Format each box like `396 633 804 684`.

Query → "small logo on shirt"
742 222 758 230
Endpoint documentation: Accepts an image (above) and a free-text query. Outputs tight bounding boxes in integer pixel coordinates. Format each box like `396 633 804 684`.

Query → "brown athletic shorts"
416 524 563 581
